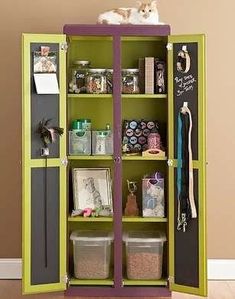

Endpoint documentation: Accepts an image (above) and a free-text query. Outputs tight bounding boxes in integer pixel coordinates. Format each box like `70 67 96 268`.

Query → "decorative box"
69 130 91 155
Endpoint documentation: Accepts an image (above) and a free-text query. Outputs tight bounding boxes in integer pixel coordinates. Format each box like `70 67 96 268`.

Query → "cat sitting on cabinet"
98 1 164 25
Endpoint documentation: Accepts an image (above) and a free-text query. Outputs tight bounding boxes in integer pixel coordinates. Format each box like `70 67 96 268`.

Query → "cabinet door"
167 35 207 296
22 34 67 294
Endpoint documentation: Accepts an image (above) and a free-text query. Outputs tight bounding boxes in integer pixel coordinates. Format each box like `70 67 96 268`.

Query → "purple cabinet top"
63 24 171 36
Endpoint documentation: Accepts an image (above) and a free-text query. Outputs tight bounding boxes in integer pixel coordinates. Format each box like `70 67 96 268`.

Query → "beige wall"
0 0 233 258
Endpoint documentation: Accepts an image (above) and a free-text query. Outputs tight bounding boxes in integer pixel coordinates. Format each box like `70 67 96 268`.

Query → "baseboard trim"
0 259 22 279
208 259 235 280
0 258 235 280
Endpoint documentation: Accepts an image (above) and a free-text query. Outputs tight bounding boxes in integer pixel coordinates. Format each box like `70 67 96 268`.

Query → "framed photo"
72 168 112 211
33 51 57 73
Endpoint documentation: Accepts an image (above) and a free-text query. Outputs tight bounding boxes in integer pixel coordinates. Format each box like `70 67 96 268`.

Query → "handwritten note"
174 74 196 97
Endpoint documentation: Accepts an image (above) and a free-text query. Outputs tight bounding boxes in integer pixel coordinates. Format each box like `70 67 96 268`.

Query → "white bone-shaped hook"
182 45 187 52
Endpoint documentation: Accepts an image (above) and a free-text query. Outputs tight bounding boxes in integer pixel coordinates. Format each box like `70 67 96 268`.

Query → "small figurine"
124 180 139 216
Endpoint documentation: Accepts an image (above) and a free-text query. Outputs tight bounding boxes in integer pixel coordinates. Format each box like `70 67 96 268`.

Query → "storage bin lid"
70 230 113 242
123 231 166 243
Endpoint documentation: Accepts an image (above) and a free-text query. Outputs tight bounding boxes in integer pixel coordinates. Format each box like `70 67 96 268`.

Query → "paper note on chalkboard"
34 73 59 94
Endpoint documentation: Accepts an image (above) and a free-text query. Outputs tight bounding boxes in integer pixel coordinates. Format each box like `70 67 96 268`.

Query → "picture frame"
33 51 57 73
72 168 112 212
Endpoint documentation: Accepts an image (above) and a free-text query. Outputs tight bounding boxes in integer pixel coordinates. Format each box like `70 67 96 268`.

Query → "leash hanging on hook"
177 102 197 232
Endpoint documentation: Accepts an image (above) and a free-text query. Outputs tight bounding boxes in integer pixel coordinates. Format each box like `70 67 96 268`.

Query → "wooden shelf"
122 94 167 99
122 217 167 223
121 36 165 42
68 216 113 222
68 155 113 160
123 278 167 286
68 94 112 99
68 94 167 99
69 278 114 286
69 36 113 42
122 155 167 161
68 155 166 161
69 216 166 223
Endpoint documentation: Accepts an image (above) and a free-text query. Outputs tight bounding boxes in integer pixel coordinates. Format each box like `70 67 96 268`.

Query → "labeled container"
69 60 90 94
86 69 107 94
92 130 113 155
70 230 113 279
122 69 140 94
123 231 166 280
69 130 91 155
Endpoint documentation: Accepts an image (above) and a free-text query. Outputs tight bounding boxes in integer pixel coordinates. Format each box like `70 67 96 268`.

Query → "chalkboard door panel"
22 34 67 294
167 35 207 297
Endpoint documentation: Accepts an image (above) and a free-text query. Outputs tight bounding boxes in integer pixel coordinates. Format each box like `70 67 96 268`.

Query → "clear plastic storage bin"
69 130 91 155
92 130 113 155
70 230 113 279
123 231 166 280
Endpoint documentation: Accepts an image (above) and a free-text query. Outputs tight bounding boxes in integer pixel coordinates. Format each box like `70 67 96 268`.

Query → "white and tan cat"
98 1 164 25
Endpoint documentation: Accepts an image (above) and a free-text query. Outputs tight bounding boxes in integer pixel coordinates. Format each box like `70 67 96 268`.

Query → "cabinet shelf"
68 216 166 223
121 36 166 42
68 155 167 161
69 278 114 286
122 94 167 99
123 278 168 286
68 216 113 222
68 94 112 99
122 217 167 223
68 94 167 99
68 155 113 160
122 155 167 161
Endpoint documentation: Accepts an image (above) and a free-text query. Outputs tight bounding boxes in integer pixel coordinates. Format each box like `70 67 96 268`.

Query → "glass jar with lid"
86 69 107 94
69 60 90 94
105 69 113 94
122 69 140 94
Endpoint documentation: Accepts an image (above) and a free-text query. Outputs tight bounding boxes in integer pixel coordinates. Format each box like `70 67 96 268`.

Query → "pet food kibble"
127 252 163 279
74 248 110 279
70 230 113 280
123 231 166 280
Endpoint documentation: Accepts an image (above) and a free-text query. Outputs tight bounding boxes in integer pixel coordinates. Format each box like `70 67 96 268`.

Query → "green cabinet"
22 26 206 297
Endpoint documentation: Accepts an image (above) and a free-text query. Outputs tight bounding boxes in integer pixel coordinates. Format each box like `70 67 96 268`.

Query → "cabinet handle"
167 159 173 167
114 156 121 164
61 158 68 167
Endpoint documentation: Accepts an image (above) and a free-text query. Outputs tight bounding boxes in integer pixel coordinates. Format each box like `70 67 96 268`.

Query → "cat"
97 1 164 25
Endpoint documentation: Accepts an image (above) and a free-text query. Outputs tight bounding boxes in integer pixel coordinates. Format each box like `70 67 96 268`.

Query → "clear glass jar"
105 69 113 94
86 69 107 94
122 69 140 94
69 60 90 94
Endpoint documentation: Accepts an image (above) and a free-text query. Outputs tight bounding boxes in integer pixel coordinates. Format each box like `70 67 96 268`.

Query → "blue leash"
177 112 187 231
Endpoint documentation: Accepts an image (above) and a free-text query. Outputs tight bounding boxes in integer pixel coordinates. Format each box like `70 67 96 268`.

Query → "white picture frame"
72 168 112 211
